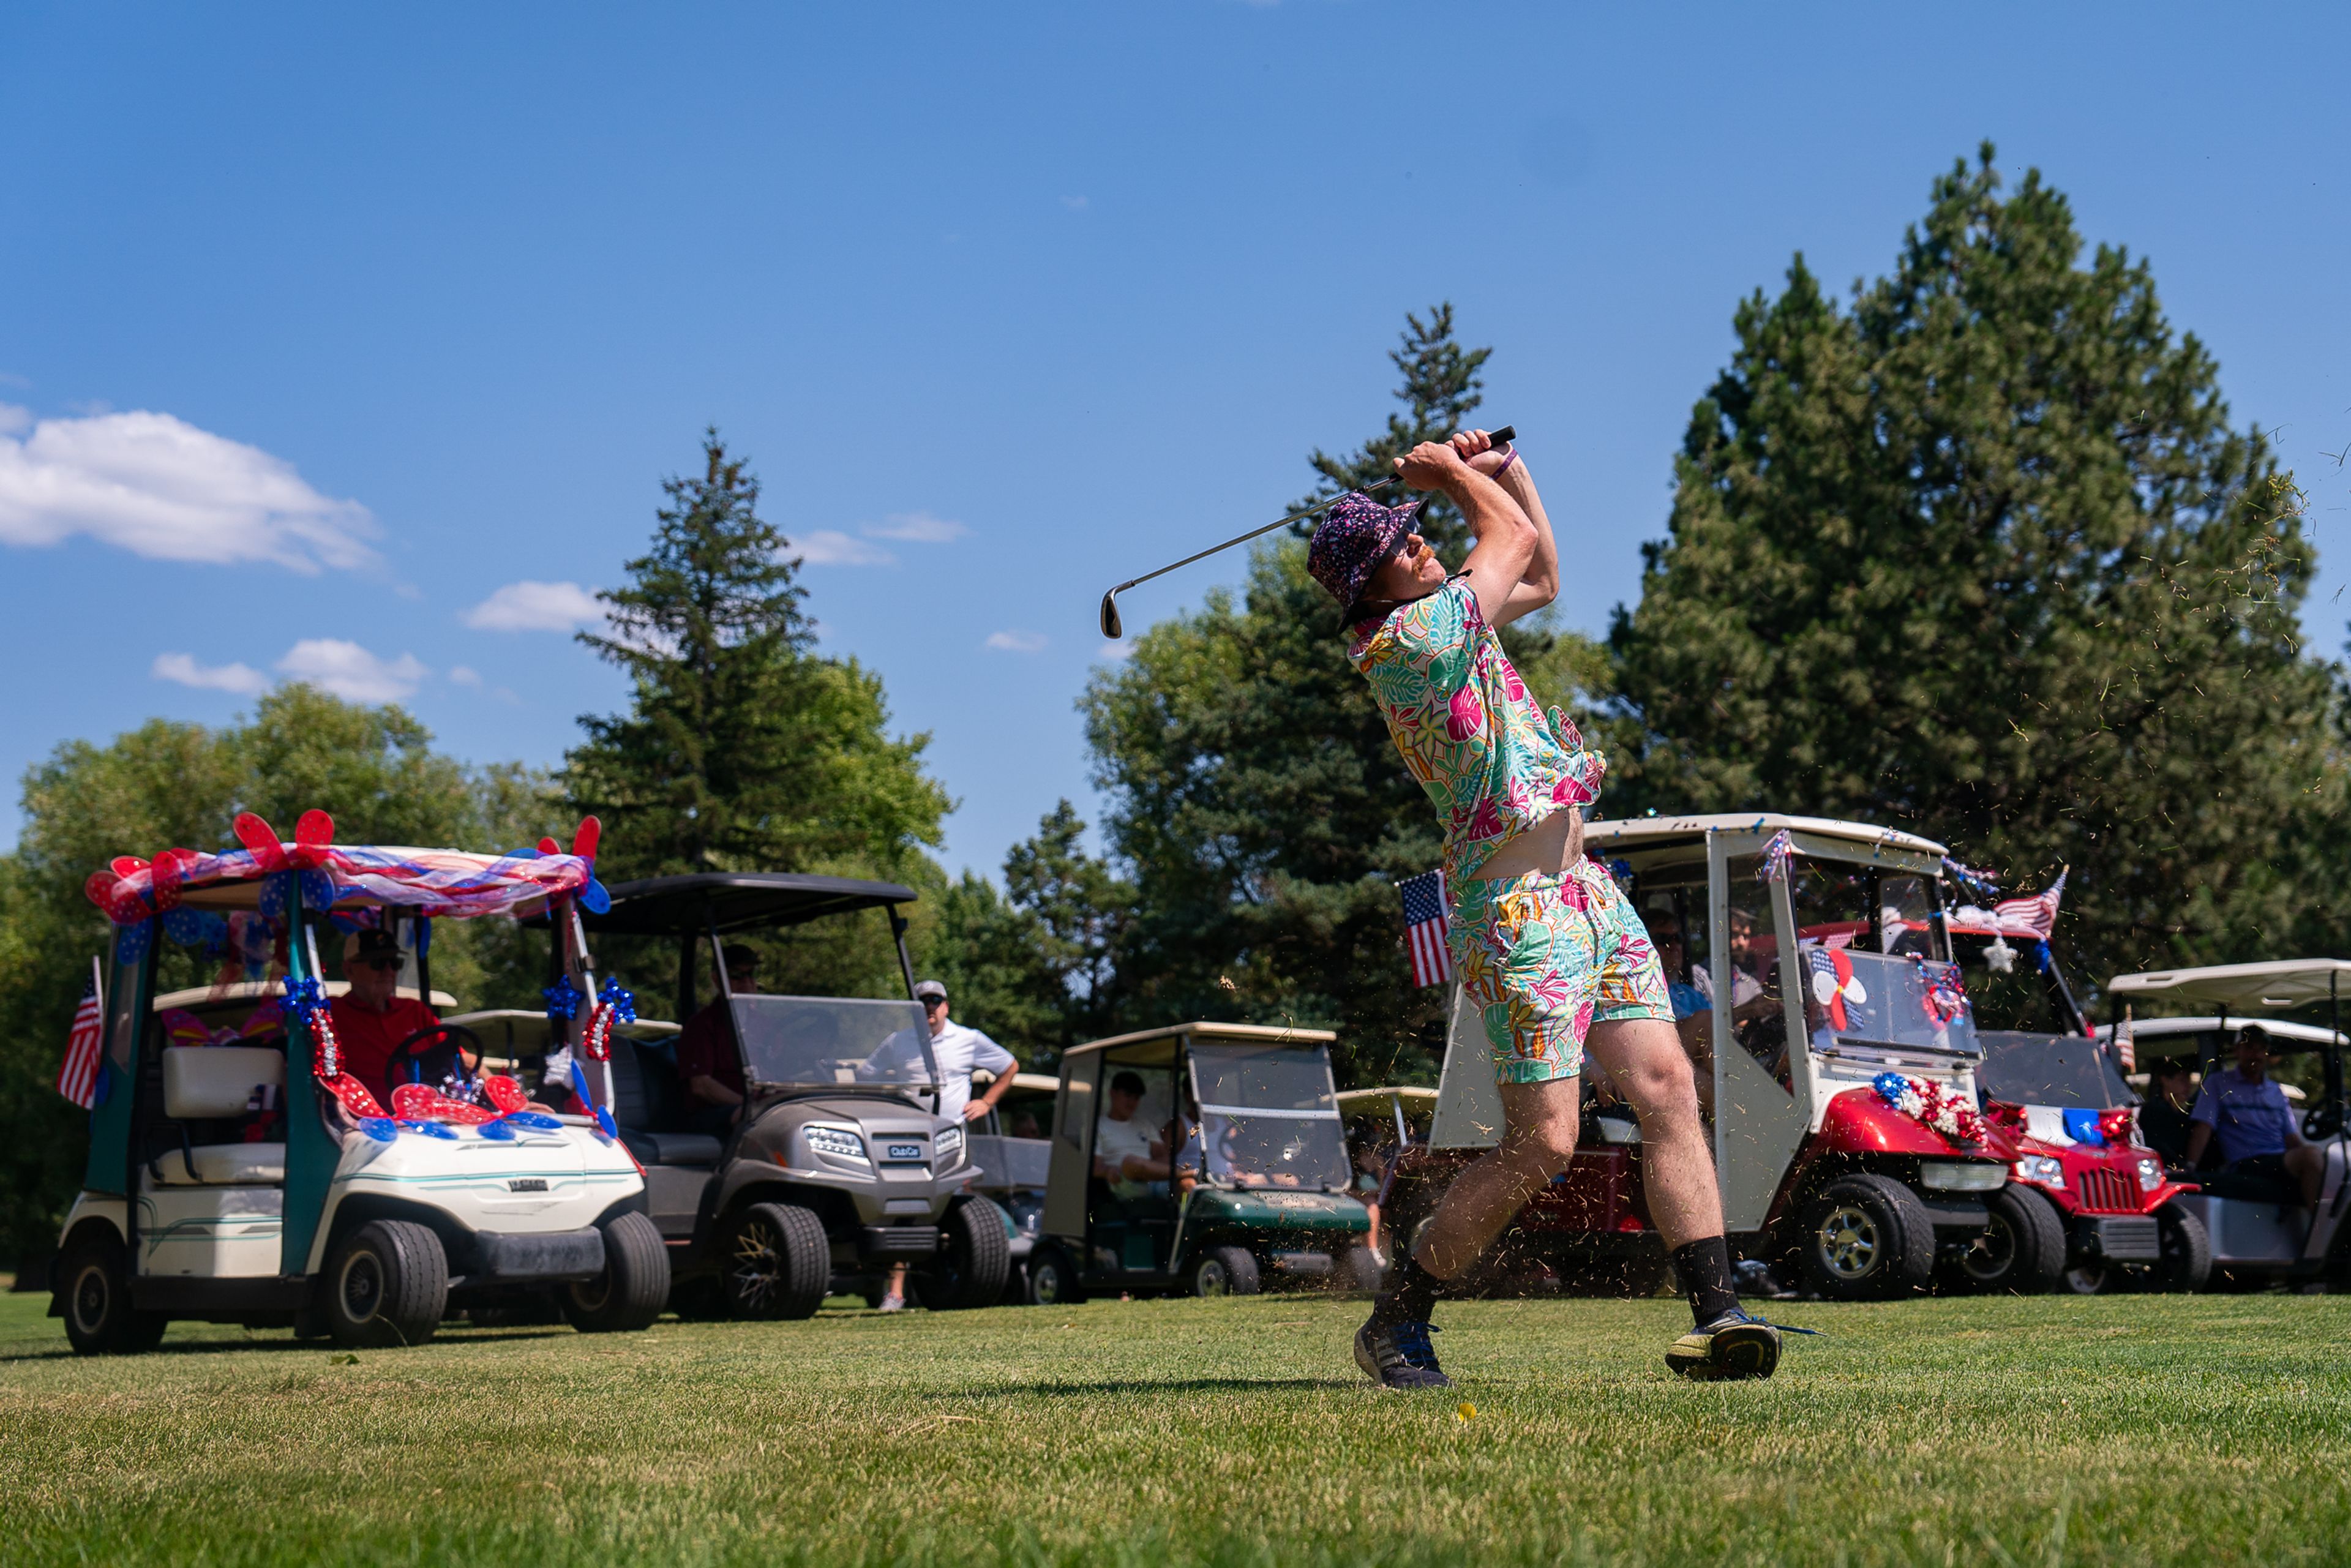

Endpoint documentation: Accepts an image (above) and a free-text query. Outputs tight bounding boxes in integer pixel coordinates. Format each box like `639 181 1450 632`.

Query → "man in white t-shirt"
872 979 1018 1311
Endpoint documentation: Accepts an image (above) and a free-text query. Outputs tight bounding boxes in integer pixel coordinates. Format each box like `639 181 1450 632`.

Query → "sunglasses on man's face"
356 956 400 972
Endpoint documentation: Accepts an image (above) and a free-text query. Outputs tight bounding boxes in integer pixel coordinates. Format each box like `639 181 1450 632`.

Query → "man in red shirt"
330 927 456 1100
675 944 754 1134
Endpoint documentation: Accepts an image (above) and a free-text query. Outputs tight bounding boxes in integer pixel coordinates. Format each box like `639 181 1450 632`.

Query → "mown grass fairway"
1 1286 2346 1566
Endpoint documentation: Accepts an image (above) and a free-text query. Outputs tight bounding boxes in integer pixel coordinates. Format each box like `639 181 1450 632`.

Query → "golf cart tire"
58 1232 167 1356
724 1201 830 1321
1341 1245 1387 1294
324 1220 449 1348
1948 1185 2066 1296
2155 1201 2213 1292
912 1198 1011 1311
1798 1174 1935 1300
1027 1244 1085 1306
563 1210 670 1333
1190 1245 1261 1298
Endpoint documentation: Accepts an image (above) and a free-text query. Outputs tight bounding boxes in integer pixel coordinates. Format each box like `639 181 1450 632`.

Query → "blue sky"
5 2 2349 877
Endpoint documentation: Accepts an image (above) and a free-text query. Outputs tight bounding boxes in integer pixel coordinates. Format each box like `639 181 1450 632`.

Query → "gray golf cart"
568 873 1007 1318
1027 1022 1371 1302
2105 960 2351 1289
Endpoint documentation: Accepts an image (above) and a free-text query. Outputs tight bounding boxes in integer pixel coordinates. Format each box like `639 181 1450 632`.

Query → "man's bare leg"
1584 1016 1721 1247
1411 1078 1581 1278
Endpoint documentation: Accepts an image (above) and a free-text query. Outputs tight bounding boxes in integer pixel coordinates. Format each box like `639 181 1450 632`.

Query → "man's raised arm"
1392 432 1540 628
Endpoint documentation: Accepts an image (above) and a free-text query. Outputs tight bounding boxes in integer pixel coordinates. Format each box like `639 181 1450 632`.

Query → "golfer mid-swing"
1310 429 1779 1384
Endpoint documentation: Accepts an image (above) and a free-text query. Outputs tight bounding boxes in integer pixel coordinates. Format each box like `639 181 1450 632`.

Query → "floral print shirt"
1347 577 1604 883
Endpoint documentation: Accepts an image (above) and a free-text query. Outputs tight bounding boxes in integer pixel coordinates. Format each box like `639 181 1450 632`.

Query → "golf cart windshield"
1790 863 1978 1057
731 995 936 1094
1187 1041 1349 1193
1976 1030 2131 1109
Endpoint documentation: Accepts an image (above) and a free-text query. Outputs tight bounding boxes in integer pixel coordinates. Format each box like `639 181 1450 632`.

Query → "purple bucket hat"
1307 491 1425 625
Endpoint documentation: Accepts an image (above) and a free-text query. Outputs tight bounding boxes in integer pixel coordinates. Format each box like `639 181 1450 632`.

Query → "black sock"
1371 1258 1444 1326
1672 1237 1740 1328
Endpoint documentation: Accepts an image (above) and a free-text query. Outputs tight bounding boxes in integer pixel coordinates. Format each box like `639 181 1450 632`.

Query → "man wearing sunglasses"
332 926 471 1100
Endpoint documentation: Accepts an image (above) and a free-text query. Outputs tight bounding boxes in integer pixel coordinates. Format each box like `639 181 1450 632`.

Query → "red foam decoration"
234 813 289 871
481 1075 528 1114
322 1073 388 1121
389 1082 499 1124
110 856 148 877
293 809 336 866
571 816 601 863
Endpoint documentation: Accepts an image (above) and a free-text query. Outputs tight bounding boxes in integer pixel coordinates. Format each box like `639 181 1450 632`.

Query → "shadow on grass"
940 1376 1361 1400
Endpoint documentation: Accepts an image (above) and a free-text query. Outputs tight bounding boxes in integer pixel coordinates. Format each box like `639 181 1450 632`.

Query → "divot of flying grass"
0 1288 2345 1564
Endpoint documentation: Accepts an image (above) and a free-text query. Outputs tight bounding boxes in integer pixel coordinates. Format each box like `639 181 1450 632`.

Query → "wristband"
1494 446 1520 478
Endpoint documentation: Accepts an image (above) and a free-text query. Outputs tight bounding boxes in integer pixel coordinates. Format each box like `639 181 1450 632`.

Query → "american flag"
1992 868 2068 940
56 957 105 1110
1400 869 1452 988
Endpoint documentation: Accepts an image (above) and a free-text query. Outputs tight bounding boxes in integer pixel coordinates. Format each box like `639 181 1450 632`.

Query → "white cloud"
1061 195 1089 211
277 639 428 702
986 629 1048 653
448 665 483 687
463 579 604 632
790 529 896 567
862 511 967 543
0 405 376 572
1096 640 1133 662
152 652 268 696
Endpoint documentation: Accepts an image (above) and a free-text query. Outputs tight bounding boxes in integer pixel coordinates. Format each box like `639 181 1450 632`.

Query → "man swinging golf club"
1310 429 1780 1385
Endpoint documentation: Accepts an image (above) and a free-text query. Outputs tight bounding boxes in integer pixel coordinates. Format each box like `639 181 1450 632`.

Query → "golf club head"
1100 590 1123 640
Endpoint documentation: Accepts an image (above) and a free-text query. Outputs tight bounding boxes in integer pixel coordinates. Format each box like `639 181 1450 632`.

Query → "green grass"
0 1287 2346 1566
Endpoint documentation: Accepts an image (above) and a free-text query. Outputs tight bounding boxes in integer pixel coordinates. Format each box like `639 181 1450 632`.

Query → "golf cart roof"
2107 960 2351 1013
443 1008 681 1051
1065 1021 1337 1060
973 1070 1059 1094
574 872 918 936
155 980 457 1011
2096 1017 2348 1051
1584 813 1948 858
1334 1086 1438 1111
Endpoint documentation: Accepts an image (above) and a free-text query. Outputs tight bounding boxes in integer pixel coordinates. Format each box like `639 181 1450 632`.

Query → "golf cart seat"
148 1046 287 1185
2197 1165 2300 1207
602 1035 723 1166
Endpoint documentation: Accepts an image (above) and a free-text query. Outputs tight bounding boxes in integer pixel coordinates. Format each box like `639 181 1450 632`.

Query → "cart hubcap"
340 1252 384 1321
1816 1204 1881 1279
730 1221 781 1309
1962 1215 2017 1283
72 1265 108 1332
1196 1260 1228 1297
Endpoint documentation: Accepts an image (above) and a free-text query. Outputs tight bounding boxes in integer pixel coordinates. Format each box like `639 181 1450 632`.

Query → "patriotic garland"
1760 829 1798 883
1872 1071 1985 1144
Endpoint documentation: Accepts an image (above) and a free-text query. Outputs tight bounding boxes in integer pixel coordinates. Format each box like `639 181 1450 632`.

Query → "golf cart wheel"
563 1210 671 1333
58 1232 167 1356
724 1202 829 1321
1798 1174 1934 1300
2060 1258 2112 1296
1027 1245 1085 1306
913 1198 1013 1311
2155 1201 2213 1292
324 1220 449 1348
1946 1185 2066 1296
1341 1244 1387 1295
1189 1245 1261 1299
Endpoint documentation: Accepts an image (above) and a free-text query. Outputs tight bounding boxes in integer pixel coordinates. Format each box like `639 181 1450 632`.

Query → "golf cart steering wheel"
382 1022 489 1097
2304 1101 2344 1140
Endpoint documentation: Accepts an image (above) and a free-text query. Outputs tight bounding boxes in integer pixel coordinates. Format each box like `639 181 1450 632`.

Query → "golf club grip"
1374 426 1517 490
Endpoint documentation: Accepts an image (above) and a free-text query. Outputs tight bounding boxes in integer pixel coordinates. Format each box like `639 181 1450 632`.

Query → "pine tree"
1610 145 2342 996
568 432 950 885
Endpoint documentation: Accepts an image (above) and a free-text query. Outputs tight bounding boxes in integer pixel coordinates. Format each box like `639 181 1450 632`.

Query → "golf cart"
1335 1086 1436 1275
565 872 1006 1318
1383 815 2017 1300
1028 1022 1372 1302
2102 961 2351 1290
52 812 667 1354
967 1069 1059 1303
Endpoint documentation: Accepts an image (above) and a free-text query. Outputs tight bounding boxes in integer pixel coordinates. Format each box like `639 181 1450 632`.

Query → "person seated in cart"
675 943 756 1134
2186 1026 2323 1205
1095 1070 1173 1196
332 927 473 1100
2137 1056 2200 1168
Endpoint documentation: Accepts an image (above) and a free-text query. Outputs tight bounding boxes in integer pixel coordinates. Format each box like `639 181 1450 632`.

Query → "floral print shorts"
1449 857 1673 1084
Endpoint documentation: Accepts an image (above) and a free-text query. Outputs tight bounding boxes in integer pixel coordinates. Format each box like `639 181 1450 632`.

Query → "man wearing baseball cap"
332 926 468 1100
1310 429 1779 1386
865 979 1018 1310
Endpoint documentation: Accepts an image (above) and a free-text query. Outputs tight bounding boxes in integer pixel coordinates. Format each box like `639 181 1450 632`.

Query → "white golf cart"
2104 960 2351 1289
967 1070 1058 1302
51 812 667 1353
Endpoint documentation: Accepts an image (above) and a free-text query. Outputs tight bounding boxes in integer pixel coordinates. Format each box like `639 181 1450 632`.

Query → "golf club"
1098 426 1514 639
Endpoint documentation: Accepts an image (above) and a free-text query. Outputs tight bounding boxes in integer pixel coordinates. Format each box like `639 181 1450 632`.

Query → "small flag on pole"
1992 868 2068 940
56 956 106 1110
2113 1003 2135 1074
1400 869 1452 988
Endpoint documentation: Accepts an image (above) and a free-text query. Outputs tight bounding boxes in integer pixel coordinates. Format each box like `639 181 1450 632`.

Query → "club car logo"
507 1177 548 1193
887 1143 923 1160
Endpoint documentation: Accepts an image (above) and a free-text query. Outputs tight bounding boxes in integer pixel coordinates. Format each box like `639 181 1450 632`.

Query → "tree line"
3 144 2344 1265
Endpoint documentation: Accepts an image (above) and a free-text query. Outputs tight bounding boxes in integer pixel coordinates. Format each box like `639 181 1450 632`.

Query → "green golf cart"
1027 1022 1370 1302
